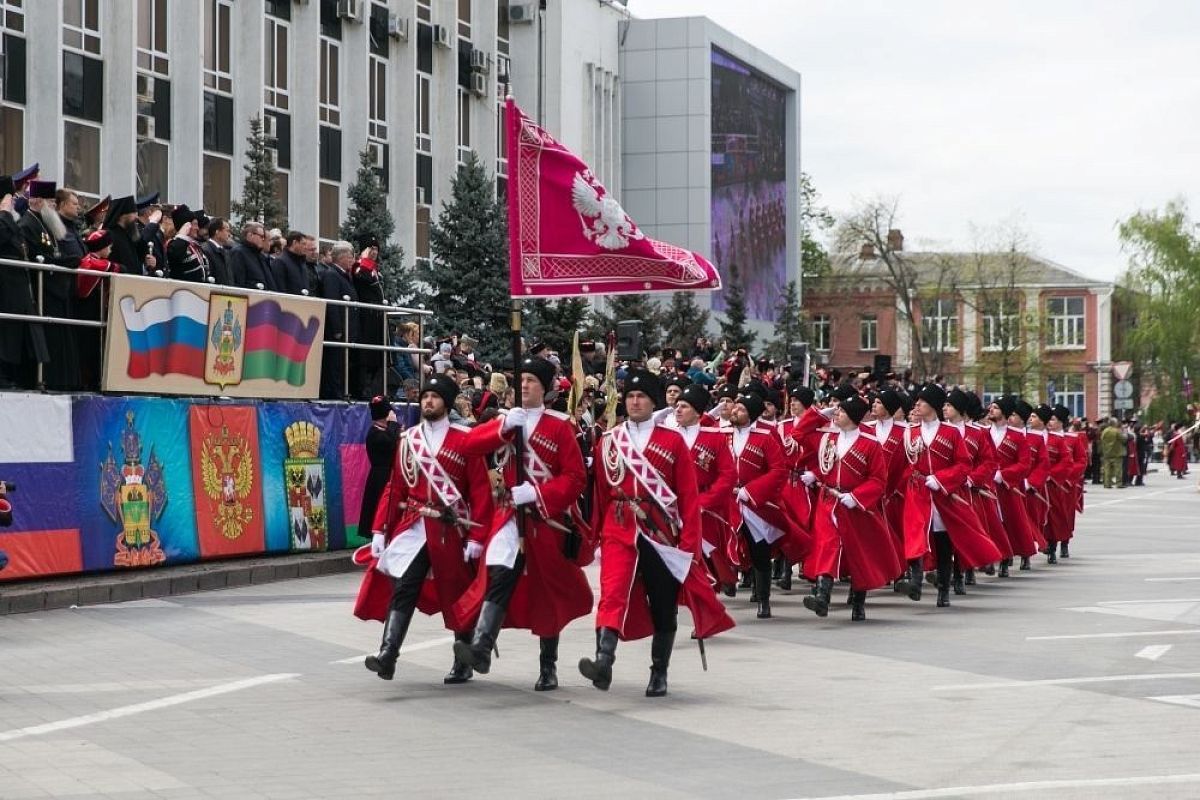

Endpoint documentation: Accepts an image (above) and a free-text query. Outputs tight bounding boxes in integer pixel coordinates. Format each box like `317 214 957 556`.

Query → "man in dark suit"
273 231 311 295
230 222 276 291
319 240 360 399
202 217 236 286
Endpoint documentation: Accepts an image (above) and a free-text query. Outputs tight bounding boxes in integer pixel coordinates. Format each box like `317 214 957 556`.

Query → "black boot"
935 532 952 608
579 627 619 690
772 557 784 583
444 631 475 684
778 560 792 591
964 568 976 586
534 636 559 692
755 567 772 618
998 559 1011 578
982 563 996 576
803 575 833 617
364 608 412 681
645 630 674 697
1059 541 1070 559
850 590 867 622
1019 555 1031 571
739 571 753 589
1046 542 1058 564
937 586 951 607
905 559 923 601
454 600 505 675
952 564 966 595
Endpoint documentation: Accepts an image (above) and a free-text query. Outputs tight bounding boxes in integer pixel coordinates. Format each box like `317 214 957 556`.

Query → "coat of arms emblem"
100 411 168 567
284 421 327 551
199 423 255 539
205 295 247 389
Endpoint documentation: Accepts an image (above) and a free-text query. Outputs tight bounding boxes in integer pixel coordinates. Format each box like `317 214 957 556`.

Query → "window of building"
495 97 507 200
982 300 1019 351
136 0 168 76
136 139 168 199
416 73 431 153
1047 373 1085 418
203 154 231 219
368 55 387 141
859 314 877 351
415 205 431 264
1047 296 1084 348
457 0 471 38
417 0 431 23
457 88 471 165
319 181 340 242
2 0 25 33
319 37 340 126
811 314 830 352
921 298 958 351
368 2 389 58
274 171 289 223
497 1 509 54
203 0 232 93
63 120 100 196
264 16 290 111
1 105 23 175
62 0 100 55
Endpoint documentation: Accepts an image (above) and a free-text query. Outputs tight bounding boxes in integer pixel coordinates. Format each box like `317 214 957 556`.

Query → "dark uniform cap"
916 384 948 415
736 392 765 422
995 395 1017 418
521 356 557 393
135 192 159 210
830 383 857 402
899 391 915 414
946 388 971 416
369 395 392 421
841 394 869 425
623 369 664 409
677 384 712 414
877 388 904 414
1033 404 1054 424
789 384 816 407
1014 400 1033 423
421 374 460 409
171 204 196 230
28 180 57 199
1052 404 1071 424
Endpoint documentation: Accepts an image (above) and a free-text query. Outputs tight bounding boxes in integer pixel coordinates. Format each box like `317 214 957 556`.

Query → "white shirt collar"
877 418 893 438
679 423 701 448
920 418 940 445
423 415 451 453
625 418 656 452
836 427 859 457
522 405 545 439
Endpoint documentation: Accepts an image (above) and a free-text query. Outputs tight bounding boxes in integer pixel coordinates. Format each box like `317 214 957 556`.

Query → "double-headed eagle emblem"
200 425 255 540
571 170 644 251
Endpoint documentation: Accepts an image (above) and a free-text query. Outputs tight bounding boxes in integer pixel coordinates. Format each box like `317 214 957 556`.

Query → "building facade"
803 235 1117 420
0 0 625 280
618 16 802 342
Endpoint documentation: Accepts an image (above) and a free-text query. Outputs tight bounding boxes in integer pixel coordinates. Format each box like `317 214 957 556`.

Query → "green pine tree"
418 152 511 365
718 263 757 351
766 281 802 361
231 115 288 231
662 292 710 354
524 298 592 356
592 294 666 356
340 146 414 305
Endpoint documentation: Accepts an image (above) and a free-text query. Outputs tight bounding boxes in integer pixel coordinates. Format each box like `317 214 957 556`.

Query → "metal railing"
0 255 432 399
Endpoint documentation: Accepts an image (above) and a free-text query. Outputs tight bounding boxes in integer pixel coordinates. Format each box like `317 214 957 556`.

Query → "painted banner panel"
189 405 266 559
102 275 326 399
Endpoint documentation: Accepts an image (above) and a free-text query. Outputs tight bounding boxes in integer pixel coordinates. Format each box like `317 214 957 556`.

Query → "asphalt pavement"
1 477 1199 799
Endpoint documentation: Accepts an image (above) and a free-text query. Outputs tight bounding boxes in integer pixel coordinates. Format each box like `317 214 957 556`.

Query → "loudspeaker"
616 319 642 361
873 354 892 378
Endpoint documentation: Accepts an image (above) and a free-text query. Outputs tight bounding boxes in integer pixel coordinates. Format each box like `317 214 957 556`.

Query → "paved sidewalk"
0 551 355 615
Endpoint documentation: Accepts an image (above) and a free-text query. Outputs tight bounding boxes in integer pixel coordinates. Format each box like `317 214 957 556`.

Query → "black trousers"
388 545 431 615
483 552 526 606
740 526 773 573
636 535 680 634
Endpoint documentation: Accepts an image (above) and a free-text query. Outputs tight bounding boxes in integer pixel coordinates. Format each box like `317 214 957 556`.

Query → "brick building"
802 232 1118 420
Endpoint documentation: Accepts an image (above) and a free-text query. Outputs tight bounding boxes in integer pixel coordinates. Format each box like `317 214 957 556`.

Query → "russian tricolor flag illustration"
120 290 208 379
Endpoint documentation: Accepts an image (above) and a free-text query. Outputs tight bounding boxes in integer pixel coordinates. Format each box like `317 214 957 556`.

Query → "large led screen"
710 48 788 322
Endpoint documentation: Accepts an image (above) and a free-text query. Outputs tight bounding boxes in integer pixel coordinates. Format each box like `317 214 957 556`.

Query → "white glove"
370 532 385 558
511 481 538 506
820 405 837 418
502 407 527 432
924 475 942 492
652 407 674 424
839 492 858 509
994 470 1005 486
464 540 484 562
1023 479 1031 491
801 470 817 487
966 477 974 489
736 487 751 503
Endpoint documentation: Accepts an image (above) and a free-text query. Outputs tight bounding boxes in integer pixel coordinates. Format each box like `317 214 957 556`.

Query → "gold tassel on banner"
567 330 584 418
602 332 618 429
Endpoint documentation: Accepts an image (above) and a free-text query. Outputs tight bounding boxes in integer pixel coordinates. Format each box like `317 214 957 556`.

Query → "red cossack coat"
1045 431 1076 543
450 411 595 637
591 424 735 641
861 418 909 551
992 426 1042 558
900 422 1003 569
727 426 810 564
688 426 739 587
962 423 1014 561
1023 430 1051 545
779 414 818 537
353 423 494 631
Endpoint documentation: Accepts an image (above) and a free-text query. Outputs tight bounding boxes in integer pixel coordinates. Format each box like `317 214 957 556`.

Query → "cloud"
632 0 1200 279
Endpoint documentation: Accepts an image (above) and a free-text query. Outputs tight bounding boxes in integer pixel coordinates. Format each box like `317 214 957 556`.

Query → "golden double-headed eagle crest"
200 424 255 539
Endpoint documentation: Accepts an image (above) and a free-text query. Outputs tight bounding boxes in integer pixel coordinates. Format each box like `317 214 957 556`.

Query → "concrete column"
340 13 370 208
231 3 265 205
25 2 64 182
169 1 204 206
389 0 418 265
290 3 321 235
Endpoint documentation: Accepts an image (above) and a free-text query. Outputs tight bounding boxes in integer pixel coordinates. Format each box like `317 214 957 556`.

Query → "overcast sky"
633 0 1198 280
